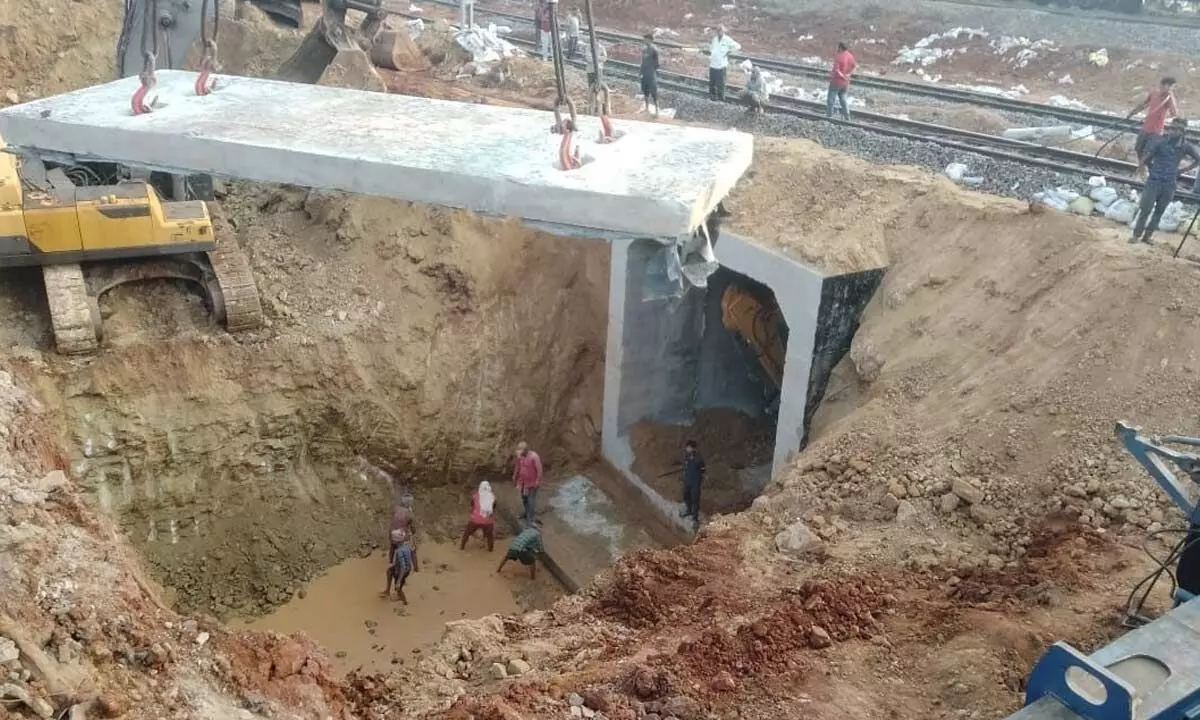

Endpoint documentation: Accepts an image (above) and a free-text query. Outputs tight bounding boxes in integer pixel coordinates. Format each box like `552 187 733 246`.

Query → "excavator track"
206 213 264 333
43 263 102 355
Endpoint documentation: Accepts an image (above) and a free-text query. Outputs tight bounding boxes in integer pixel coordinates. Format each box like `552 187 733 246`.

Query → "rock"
580 690 611 711
0 638 17 664
336 310 349 322
887 481 907 499
195 632 210 647
881 493 900 512
96 694 128 718
570 707 584 719
773 520 824 557
582 709 596 719
661 696 703 720
568 693 585 707
968 504 999 524
710 670 736 692
1 683 52 718
894 500 919 525
490 662 508 679
3 89 18 105
272 641 308 677
808 625 832 649
506 658 531 676
951 478 984 505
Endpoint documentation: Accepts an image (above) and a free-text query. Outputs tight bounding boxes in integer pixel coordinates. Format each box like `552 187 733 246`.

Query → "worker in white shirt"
566 9 581 59
707 26 741 102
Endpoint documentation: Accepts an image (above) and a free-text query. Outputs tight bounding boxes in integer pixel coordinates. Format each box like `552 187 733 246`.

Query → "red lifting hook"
196 41 218 96
559 131 580 171
131 71 156 116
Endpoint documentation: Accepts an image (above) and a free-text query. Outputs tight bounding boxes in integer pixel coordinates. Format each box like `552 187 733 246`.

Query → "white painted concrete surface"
0 71 753 236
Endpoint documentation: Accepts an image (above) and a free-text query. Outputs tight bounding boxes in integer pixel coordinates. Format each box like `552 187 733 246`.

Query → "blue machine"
1005 422 1200 720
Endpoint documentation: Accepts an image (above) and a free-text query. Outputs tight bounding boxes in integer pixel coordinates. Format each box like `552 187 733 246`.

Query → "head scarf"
478 481 495 517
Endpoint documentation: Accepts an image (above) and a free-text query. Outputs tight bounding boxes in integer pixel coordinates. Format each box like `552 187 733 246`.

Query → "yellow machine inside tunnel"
0 135 262 354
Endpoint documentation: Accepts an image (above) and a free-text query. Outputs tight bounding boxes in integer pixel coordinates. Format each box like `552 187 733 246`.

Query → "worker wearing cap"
1128 77 1178 175
707 26 741 102
1132 117 1199 245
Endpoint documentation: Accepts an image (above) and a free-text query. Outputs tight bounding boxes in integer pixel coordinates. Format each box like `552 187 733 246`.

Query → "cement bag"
1104 199 1137 224
944 163 969 182
1038 192 1070 213
1089 186 1118 207
1158 201 1185 232
1068 196 1095 216
1052 187 1081 203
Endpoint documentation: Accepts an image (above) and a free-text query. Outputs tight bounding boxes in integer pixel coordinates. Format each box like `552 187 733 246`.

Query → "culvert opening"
625 265 786 518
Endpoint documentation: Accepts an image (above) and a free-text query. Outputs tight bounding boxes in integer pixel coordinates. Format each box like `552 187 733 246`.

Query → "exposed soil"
630 409 774 516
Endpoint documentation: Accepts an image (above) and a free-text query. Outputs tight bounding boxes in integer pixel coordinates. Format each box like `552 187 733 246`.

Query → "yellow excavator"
721 284 786 393
0 136 261 354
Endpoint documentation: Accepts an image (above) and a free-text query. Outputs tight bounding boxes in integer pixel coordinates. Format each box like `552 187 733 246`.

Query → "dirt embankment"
387 138 1200 720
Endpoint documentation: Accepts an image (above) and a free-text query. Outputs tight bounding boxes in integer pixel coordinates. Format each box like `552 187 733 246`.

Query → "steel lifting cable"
582 0 615 142
131 0 160 115
196 0 221 95
546 0 580 170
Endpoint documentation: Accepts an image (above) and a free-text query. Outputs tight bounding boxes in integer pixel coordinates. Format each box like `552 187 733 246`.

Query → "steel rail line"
421 0 1151 133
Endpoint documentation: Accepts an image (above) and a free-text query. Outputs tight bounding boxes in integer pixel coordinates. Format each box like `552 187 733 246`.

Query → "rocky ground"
2 2 1200 720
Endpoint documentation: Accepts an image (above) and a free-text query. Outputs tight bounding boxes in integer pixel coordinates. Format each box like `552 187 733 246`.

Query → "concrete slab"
0 71 753 237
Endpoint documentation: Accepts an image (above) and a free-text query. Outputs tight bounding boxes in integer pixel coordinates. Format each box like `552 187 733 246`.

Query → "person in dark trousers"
827 41 857 120
1132 117 1199 245
640 32 660 118
566 9 581 59
707 26 740 102
497 524 544 580
679 440 706 531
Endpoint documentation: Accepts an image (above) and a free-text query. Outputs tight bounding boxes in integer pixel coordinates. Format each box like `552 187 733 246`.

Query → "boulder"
774 520 824 557
951 478 984 505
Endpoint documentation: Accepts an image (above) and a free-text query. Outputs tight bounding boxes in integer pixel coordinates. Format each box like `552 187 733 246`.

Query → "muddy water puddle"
244 538 559 673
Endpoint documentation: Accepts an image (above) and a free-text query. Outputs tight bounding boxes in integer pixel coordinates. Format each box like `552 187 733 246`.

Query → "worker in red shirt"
827 41 857 121
1128 76 1178 175
512 441 543 524
460 480 497 551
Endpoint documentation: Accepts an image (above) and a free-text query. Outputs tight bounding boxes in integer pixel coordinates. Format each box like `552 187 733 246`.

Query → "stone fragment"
568 693 585 707
939 492 960 514
881 493 900 512
951 478 984 505
808 625 832 649
0 638 18 664
894 500 919 525
506 658 531 676
490 662 507 679
774 520 824 557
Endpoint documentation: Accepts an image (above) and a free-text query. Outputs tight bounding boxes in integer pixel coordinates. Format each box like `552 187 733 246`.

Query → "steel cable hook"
132 52 158 115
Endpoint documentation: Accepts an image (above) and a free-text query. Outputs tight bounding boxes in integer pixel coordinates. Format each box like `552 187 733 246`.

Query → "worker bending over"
1128 77 1178 174
743 65 769 114
461 480 497 552
708 26 741 102
1132 117 1199 246
498 524 544 580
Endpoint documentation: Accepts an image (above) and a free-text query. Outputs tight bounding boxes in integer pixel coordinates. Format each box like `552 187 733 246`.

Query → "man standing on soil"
640 32 660 118
679 440 705 531
513 441 543 524
383 492 419 601
1128 76 1178 174
1131 118 1199 245
497 523 544 580
707 26 740 102
827 41 857 120
566 9 581 59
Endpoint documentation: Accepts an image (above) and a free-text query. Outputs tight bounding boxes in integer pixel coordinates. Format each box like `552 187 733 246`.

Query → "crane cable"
582 0 615 142
196 0 221 96
131 0 159 115
545 0 579 170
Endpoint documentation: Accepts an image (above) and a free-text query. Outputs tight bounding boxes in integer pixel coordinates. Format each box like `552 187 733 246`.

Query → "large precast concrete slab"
0 71 753 236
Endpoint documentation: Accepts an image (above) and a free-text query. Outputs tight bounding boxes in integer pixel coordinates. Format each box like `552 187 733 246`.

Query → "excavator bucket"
276 1 388 89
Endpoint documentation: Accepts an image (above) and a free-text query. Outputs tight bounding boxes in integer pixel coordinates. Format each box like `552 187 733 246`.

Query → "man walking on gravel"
1128 76 1178 174
707 26 741 102
679 439 705 531
827 41 857 121
1131 118 1199 246
513 441 543 524
566 9 581 59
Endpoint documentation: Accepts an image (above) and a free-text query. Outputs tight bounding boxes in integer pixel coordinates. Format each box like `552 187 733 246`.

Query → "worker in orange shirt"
827 41 857 121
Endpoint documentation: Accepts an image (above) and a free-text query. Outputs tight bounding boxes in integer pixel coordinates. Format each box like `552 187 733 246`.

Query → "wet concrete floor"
245 538 560 674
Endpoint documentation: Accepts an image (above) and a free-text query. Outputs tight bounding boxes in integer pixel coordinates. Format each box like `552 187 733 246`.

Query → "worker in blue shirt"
1132 117 1200 245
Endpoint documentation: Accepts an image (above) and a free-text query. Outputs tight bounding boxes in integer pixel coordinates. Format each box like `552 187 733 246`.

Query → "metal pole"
1174 206 1200 258
583 0 602 89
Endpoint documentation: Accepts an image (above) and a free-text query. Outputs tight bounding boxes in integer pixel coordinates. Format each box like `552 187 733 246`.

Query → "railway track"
420 0 1147 132
394 5 1200 200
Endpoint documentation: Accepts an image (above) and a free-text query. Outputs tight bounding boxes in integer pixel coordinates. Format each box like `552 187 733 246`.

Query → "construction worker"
383 492 419 601
538 2 553 61
743 65 769 114
1128 76 1178 174
585 39 607 89
566 9 581 59
640 32 660 117
679 439 706 531
460 480 497 552
707 26 741 102
497 523 544 580
1132 117 1199 245
512 441 543 524
827 41 858 120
